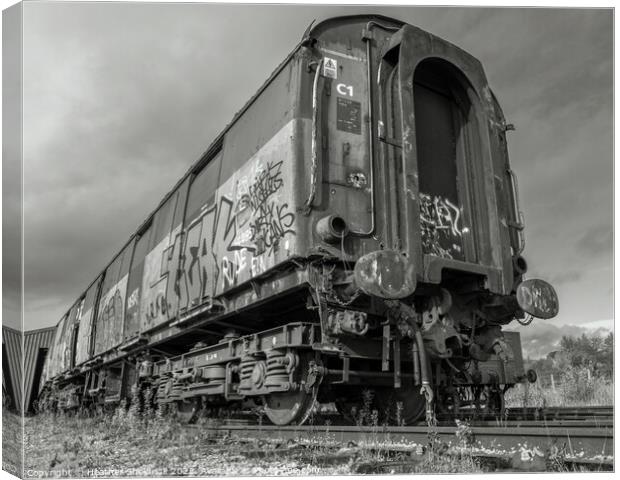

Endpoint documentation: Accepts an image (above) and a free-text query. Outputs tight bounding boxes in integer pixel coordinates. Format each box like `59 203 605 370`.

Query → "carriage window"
186 150 222 222
74 276 101 365
148 193 177 250
171 177 190 230
123 228 151 340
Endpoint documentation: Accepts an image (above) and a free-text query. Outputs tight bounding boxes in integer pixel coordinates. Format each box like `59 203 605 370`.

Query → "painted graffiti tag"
98 289 123 326
228 160 295 255
246 160 285 211
127 287 140 310
157 159 297 314
145 292 167 322
96 288 125 350
419 193 464 260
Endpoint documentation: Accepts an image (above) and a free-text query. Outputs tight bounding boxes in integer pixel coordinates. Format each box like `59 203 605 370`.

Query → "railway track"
208 422 613 457
186 405 613 471
502 405 613 419
436 405 614 425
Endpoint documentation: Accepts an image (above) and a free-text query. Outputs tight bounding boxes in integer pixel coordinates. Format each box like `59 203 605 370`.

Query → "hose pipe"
414 330 431 389
415 329 435 425
412 341 421 386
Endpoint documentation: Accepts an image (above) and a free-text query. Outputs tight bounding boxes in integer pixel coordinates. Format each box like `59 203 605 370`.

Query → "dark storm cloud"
14 5 612 331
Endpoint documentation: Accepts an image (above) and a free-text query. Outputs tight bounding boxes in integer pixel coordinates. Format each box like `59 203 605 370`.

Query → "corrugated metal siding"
2 326 55 412
24 327 55 411
2 326 22 411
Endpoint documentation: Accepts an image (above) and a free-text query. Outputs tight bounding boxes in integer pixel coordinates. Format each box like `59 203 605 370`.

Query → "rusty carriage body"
39 15 558 424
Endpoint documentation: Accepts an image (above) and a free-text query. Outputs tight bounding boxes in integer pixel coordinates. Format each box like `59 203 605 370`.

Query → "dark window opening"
414 58 473 262
29 348 48 412
2 344 16 411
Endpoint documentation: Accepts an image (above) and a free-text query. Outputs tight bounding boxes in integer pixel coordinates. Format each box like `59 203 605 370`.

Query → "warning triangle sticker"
323 57 337 79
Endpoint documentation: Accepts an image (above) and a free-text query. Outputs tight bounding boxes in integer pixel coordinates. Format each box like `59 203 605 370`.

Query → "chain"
328 288 362 306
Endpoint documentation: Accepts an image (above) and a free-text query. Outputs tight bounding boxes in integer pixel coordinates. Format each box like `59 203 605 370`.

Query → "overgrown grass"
505 366 613 408
21 396 486 477
3 408 23 477
23 407 355 477
22 367 610 479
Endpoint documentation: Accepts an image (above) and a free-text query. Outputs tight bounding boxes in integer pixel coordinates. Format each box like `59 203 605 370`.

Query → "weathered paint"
47 314 69 378
317 42 372 234
74 278 102 366
123 230 151 341
140 119 301 332
210 119 299 295
380 23 511 293
74 309 93 365
94 274 128 355
140 230 178 332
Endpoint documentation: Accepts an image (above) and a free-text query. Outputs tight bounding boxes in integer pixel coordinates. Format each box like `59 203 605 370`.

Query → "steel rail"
437 405 614 422
204 423 613 458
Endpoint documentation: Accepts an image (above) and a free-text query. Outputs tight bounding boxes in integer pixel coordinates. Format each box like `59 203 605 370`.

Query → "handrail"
506 168 525 254
303 58 324 215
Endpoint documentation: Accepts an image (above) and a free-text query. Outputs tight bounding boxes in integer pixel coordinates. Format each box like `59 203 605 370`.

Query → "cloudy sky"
5 3 613 355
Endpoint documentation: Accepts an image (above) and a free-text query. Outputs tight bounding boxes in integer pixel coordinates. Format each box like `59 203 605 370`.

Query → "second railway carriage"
39 14 558 424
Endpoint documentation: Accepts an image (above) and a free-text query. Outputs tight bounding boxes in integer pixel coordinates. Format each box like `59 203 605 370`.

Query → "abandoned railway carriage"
39 15 558 425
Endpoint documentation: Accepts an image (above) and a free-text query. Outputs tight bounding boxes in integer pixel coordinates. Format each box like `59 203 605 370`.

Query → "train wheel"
375 386 426 425
263 353 318 426
175 398 201 424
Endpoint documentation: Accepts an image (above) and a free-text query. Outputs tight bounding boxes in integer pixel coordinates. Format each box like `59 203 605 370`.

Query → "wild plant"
395 401 404 427
355 388 375 427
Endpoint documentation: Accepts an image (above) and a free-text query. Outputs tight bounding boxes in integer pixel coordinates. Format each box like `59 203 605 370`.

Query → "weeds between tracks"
21 378 610 477
22 388 481 476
